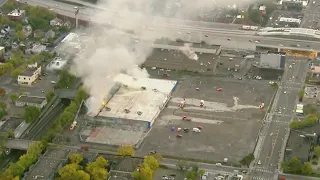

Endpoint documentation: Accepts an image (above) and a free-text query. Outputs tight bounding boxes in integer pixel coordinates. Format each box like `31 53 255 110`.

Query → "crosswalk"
252 176 273 180
253 168 273 173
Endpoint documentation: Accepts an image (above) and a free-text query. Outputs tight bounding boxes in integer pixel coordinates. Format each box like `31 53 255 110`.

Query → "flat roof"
20 67 38 76
98 74 177 122
25 159 63 180
17 95 46 104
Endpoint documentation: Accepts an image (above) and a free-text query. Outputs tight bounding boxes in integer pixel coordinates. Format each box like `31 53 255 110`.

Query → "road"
250 59 309 180
23 0 242 30
300 0 320 29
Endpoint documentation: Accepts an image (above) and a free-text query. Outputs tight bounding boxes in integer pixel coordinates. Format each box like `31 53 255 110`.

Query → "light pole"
74 6 79 28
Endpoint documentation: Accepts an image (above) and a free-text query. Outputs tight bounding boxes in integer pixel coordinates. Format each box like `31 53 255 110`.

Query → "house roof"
17 95 46 104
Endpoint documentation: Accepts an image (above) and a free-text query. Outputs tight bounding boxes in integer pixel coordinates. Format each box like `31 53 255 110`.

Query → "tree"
46 91 55 102
74 87 89 106
0 88 6 96
176 160 189 170
248 8 261 24
301 162 313 175
11 68 23 78
7 129 15 138
56 70 76 89
14 31 25 40
58 163 90 180
315 146 320 157
23 106 41 123
16 23 23 31
9 93 18 103
143 156 159 171
69 153 83 164
0 101 7 110
86 156 109 180
298 89 305 102
239 153 255 167
282 157 303 174
132 164 153 180
116 145 135 156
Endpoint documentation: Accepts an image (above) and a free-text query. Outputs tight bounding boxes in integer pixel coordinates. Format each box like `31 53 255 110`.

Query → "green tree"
86 156 109 180
239 153 255 167
301 162 313 175
248 8 261 24
0 101 7 110
7 129 15 138
65 102 78 113
298 89 305 102
23 106 41 123
116 145 135 156
69 153 84 164
56 70 76 89
315 146 320 157
282 157 303 174
9 93 18 103
0 16 9 25
74 87 89 106
11 68 23 78
58 163 90 180
46 91 55 102
16 23 23 31
14 31 25 40
0 132 8 153
144 156 159 171
132 164 153 180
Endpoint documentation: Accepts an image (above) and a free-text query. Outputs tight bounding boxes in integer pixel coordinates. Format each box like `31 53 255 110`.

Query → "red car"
216 88 222 91
162 73 169 77
176 134 183 138
182 116 192 121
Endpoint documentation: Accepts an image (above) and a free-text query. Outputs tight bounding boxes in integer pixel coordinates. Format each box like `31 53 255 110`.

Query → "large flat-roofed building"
15 95 47 108
259 52 286 69
86 74 178 128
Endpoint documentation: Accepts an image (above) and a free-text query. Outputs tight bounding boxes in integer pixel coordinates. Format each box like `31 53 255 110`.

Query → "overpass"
56 89 77 99
4 139 34 150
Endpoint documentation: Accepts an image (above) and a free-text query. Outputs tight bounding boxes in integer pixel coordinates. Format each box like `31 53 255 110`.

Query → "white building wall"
17 67 41 86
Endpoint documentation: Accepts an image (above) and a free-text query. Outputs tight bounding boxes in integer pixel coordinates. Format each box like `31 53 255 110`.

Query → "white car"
178 32 182 35
258 160 261 165
284 91 287 94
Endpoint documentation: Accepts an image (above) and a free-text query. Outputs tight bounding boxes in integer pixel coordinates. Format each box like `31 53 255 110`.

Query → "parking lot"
140 76 275 163
144 48 217 74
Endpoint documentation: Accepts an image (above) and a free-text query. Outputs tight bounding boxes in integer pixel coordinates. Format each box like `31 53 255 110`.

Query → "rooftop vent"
124 109 130 113
133 77 138 81
141 86 146 90
123 85 128 88
137 111 142 115
105 107 111 111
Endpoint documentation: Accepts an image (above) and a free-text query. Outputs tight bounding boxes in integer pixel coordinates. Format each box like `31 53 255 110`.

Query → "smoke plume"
65 0 250 115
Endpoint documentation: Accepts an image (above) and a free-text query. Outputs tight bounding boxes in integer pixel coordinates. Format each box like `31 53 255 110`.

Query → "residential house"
15 95 47 109
33 29 44 38
22 25 32 37
8 9 25 21
31 44 46 54
50 18 63 26
45 30 55 39
17 66 41 86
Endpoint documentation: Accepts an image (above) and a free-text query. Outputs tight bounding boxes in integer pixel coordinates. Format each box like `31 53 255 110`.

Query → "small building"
33 29 44 38
46 57 67 71
15 95 47 108
17 66 41 86
7 9 25 21
259 52 286 69
296 103 304 114
22 25 32 37
50 18 63 26
45 30 55 39
31 44 46 54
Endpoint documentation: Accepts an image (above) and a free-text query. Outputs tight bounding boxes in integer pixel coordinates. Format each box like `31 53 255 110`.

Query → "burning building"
85 73 178 128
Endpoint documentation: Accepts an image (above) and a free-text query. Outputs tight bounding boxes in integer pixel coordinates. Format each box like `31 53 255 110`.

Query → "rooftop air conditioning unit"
137 111 142 115
124 109 130 113
141 86 146 90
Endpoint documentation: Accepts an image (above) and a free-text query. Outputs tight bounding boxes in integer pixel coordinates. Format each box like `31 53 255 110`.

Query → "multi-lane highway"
250 59 309 180
300 0 320 28
21 0 320 52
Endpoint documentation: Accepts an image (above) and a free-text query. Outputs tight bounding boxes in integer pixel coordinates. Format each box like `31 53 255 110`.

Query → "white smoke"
65 0 252 115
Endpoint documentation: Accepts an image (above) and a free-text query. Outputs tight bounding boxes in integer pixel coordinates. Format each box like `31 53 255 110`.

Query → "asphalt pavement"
249 59 309 180
300 0 320 29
